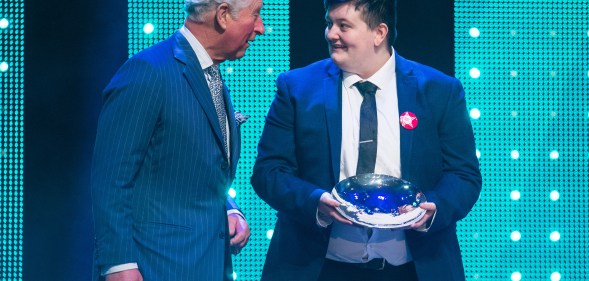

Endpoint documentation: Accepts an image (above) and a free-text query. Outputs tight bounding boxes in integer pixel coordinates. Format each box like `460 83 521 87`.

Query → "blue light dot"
266 229 274 239
469 68 481 78
510 190 521 201
550 190 560 201
510 150 520 159
233 272 237 280
469 27 480 37
469 108 481 119
228 188 236 198
475 149 481 159
549 150 559 159
510 231 521 241
143 23 155 34
550 231 560 242
511 272 522 281
0 62 8 72
0 18 9 29
551 272 561 281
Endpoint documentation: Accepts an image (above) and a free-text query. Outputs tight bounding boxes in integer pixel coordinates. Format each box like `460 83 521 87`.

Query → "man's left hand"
410 202 436 230
228 213 250 255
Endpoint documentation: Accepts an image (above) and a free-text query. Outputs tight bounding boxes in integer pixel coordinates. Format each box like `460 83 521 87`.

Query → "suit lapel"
395 53 418 180
324 62 342 185
173 32 226 157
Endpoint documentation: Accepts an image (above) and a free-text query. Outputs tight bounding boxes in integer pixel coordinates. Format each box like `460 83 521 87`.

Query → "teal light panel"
456 1 588 280
128 1 288 280
0 0 24 280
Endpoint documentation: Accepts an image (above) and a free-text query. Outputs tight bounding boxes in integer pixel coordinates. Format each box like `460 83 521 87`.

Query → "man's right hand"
318 192 353 225
106 269 143 281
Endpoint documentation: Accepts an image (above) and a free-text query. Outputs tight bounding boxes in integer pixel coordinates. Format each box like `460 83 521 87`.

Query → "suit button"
219 232 225 239
221 161 229 170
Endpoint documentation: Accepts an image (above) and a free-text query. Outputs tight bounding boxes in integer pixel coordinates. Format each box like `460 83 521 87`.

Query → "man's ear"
215 3 231 30
374 23 389 46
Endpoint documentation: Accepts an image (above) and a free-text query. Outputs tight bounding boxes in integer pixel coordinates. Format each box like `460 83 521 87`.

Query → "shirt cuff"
415 209 437 232
102 263 138 276
316 209 333 228
227 209 245 220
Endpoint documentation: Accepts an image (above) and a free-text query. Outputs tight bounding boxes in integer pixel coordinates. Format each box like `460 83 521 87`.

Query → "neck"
184 18 225 64
356 47 392 79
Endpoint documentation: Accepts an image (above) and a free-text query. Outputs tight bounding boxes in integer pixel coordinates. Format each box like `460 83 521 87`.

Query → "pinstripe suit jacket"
91 31 240 281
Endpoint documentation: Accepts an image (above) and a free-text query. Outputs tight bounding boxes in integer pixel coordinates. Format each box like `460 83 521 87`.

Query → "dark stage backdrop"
20 0 451 280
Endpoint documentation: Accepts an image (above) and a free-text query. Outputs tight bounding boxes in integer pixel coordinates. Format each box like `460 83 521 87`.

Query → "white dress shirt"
325 49 413 266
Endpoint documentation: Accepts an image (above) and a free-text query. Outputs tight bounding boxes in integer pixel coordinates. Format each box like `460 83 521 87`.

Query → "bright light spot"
476 149 481 159
266 229 274 239
233 272 237 280
550 111 557 117
511 231 521 241
510 70 518 77
550 190 560 201
266 67 274 74
511 272 522 281
510 190 521 201
551 272 561 281
511 111 518 117
510 150 520 159
587 71 589 77
550 231 560 242
469 68 481 78
0 18 8 29
469 27 480 38
510 30 517 36
228 188 236 198
550 71 557 77
550 150 559 159
469 108 480 119
143 23 155 34
226 67 234 74
550 31 557 36
266 27 273 33
0 62 8 72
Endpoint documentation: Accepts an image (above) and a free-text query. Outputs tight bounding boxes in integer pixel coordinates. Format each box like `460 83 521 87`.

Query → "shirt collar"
179 25 214 70
342 48 396 91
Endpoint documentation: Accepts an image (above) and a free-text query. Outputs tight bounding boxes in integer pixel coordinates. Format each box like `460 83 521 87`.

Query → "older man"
91 1 264 280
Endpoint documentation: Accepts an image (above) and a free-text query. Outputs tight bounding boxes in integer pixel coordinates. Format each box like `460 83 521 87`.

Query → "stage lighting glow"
510 190 520 201
511 272 522 281
228 188 237 198
469 108 480 119
226 67 234 74
0 62 8 72
550 231 560 242
510 231 521 241
143 23 154 34
469 68 480 78
510 150 519 159
0 18 8 29
469 27 480 38
233 272 237 280
510 70 518 77
551 272 561 281
550 190 559 201
266 229 274 239
549 150 559 159
476 149 480 159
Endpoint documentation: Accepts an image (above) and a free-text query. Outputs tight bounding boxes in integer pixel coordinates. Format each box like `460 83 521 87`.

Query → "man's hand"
410 202 436 230
318 192 353 225
228 213 250 255
105 269 143 281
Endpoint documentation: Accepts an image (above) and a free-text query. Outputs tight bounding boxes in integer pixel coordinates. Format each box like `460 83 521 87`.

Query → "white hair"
185 0 250 23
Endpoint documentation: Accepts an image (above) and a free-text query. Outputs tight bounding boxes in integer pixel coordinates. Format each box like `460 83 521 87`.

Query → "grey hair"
185 0 249 23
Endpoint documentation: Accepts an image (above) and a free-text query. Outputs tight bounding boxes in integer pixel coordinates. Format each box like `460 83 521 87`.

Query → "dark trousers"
318 258 418 281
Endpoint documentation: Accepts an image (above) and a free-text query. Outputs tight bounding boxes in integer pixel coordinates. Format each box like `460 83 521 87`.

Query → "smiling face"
325 2 389 78
220 0 265 61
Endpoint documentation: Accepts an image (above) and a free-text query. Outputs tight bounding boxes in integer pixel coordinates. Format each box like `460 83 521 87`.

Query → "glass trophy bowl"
331 174 427 229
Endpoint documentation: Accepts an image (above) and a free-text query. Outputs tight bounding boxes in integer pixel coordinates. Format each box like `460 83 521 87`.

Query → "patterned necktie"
205 65 228 156
355 81 378 175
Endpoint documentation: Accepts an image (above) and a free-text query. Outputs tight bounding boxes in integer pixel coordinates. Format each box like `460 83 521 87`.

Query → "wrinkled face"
325 3 377 74
222 0 265 61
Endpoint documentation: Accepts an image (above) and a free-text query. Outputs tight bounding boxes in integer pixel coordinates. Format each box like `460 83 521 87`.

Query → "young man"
91 1 264 280
251 0 481 280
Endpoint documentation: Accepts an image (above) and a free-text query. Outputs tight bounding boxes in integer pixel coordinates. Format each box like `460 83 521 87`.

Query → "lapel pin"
400 111 418 130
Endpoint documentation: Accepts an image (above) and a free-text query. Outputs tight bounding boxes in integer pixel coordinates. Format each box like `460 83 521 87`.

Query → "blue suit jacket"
251 54 482 281
91 32 240 281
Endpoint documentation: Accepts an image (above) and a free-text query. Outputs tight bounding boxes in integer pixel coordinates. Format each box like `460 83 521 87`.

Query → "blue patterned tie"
206 65 228 156
355 81 378 175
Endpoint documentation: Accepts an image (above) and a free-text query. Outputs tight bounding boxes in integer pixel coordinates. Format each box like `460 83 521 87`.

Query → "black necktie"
205 65 228 157
355 81 378 175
